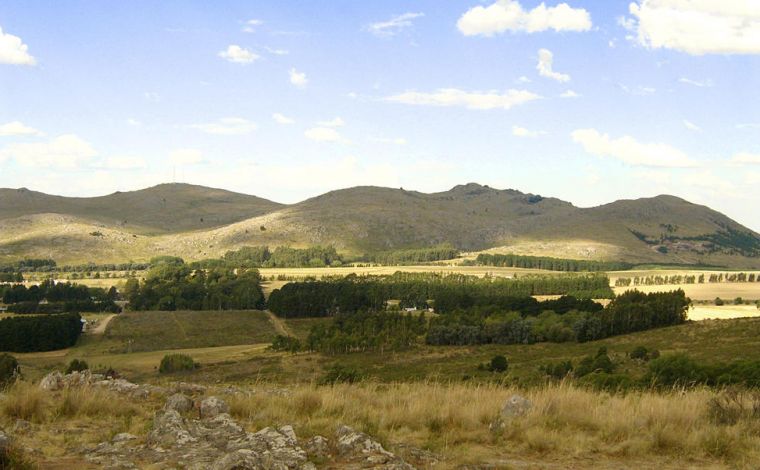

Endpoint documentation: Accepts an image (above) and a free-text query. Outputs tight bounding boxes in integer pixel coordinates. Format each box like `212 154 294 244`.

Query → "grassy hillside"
1 183 759 268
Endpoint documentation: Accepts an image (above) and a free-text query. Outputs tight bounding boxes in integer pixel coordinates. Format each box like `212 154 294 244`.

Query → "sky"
0 0 759 231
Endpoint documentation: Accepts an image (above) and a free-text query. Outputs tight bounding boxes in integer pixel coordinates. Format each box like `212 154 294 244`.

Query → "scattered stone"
12 419 31 434
173 382 207 395
165 393 194 413
112 433 137 443
147 409 197 447
200 396 230 419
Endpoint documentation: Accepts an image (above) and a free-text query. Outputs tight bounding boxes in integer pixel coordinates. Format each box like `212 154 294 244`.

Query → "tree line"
363 245 460 265
473 253 633 272
0 280 120 314
267 272 614 318
0 313 83 352
122 260 265 311
615 272 760 287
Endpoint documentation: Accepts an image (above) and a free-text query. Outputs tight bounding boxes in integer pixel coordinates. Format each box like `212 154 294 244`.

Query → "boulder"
500 394 532 419
335 425 413 469
200 396 230 419
165 393 194 413
39 371 64 391
112 433 137 443
147 410 197 448
210 449 263 470
303 435 330 459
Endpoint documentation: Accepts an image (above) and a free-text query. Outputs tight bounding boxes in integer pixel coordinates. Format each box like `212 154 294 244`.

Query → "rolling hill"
1 182 758 267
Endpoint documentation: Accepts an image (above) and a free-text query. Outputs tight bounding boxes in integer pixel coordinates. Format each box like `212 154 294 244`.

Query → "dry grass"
1 381 50 422
227 381 760 468
56 386 140 419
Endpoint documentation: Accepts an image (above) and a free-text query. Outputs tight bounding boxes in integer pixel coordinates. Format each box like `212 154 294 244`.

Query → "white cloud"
289 68 308 88
536 48 570 82
367 12 424 37
170 148 204 165
370 136 407 145
746 171 760 185
190 117 257 135
618 84 656 95
457 0 592 36
263 46 289 55
304 127 347 143
272 113 295 125
0 134 97 168
683 120 701 132
385 88 541 110
218 45 259 64
242 19 263 33
517 76 531 83
571 128 697 168
628 1 760 55
679 77 714 87
731 152 760 165
512 125 545 138
0 26 36 65
101 156 147 170
317 117 345 127
560 89 580 98
0 121 43 136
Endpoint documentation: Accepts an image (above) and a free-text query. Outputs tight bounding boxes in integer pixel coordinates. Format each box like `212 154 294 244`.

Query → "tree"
489 355 508 372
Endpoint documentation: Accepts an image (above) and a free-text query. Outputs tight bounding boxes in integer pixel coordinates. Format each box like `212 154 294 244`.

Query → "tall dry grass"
227 381 760 468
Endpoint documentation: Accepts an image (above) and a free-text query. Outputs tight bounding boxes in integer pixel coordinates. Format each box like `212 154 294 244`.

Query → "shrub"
646 354 706 387
319 365 363 385
489 355 508 372
714 297 724 306
734 297 744 305
0 353 20 387
65 358 89 374
630 346 649 360
578 372 635 391
541 360 573 380
270 335 302 353
158 354 197 374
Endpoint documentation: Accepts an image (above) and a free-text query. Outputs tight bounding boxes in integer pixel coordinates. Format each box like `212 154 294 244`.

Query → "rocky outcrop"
38 370 165 398
164 393 194 413
83 394 415 469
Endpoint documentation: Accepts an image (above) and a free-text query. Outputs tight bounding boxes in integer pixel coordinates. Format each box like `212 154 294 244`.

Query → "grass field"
614 283 760 301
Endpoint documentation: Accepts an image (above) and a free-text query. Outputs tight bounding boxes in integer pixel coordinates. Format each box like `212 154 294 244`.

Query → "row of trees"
473 253 633 272
0 280 120 314
615 272 760 287
188 246 344 269
122 261 265 311
305 311 427 354
0 272 23 283
267 273 614 318
0 313 83 352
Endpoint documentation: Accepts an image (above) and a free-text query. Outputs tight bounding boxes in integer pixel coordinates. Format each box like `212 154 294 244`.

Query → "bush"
630 346 649 360
541 360 573 380
158 354 197 374
319 365 363 385
714 297 724 306
578 372 635 391
270 335 302 353
489 355 509 372
734 297 744 305
0 353 20 386
65 358 89 374
646 354 706 387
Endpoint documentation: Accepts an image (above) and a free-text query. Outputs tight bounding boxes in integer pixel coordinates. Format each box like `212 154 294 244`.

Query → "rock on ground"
200 396 230 419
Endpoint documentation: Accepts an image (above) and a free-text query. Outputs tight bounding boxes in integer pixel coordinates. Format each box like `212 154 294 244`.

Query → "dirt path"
90 314 116 335
266 310 291 337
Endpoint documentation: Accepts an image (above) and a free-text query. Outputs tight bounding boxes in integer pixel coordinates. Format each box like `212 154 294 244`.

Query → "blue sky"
1 1 759 230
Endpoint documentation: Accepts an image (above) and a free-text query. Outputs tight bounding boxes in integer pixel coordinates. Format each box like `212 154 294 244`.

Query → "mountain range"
1 183 758 268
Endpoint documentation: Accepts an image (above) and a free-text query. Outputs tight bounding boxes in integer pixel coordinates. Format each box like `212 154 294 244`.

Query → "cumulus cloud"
457 0 591 36
218 45 259 64
683 120 702 132
385 88 541 110
0 134 97 168
560 89 580 98
317 117 345 127
190 117 257 135
289 68 308 88
0 26 36 65
272 113 295 124
537 48 570 82
242 19 263 33
571 128 697 168
627 1 760 55
0 121 43 136
512 125 545 137
304 127 347 143
170 148 204 165
367 12 424 37
731 152 760 165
